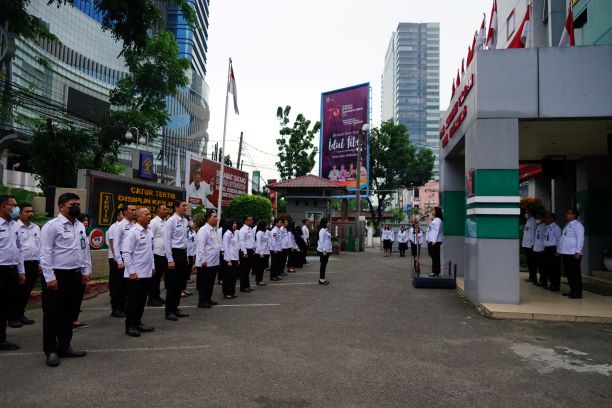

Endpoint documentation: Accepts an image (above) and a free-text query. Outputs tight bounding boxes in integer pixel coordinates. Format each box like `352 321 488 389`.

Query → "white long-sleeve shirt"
269 226 282 252
544 223 562 247
522 216 536 248
40 214 91 282
121 224 154 279
281 226 292 250
408 228 423 245
533 222 547 253
397 230 409 244
222 230 239 261
106 221 120 260
17 220 41 262
187 229 196 257
0 218 24 274
255 230 270 255
165 213 187 262
381 229 394 242
112 219 135 265
150 216 166 257
557 220 585 255
238 224 256 253
317 228 332 253
427 218 443 243
196 223 221 267
301 225 309 243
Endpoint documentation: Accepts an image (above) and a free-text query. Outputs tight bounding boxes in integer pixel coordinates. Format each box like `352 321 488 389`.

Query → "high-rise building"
381 22 440 179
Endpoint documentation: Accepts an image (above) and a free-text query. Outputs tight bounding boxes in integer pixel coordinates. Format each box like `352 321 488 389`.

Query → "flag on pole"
476 16 487 51
559 2 575 47
461 58 465 76
451 79 456 98
467 32 476 67
486 0 498 49
456 70 460 88
508 4 533 48
228 62 239 115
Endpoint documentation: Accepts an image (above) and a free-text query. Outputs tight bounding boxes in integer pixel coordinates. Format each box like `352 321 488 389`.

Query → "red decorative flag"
456 70 460 87
559 2 575 46
508 5 532 48
486 0 498 49
476 16 486 51
451 80 456 98
467 45 473 67
467 32 476 66
461 58 465 76
228 62 239 115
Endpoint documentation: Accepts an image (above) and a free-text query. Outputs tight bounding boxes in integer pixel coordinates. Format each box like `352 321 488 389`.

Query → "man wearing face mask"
0 195 26 351
39 193 91 367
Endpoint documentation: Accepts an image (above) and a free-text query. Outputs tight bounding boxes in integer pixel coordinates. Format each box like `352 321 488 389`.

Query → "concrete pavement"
1 250 611 407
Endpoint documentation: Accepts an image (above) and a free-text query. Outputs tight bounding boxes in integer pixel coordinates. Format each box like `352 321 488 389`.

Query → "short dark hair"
19 202 32 211
566 208 580 217
303 219 309 224
58 192 80 206
433 207 444 221
172 199 186 211
318 217 328 230
0 195 16 205
154 204 167 213
78 213 90 222
204 209 217 221
113 208 123 221
243 215 252 222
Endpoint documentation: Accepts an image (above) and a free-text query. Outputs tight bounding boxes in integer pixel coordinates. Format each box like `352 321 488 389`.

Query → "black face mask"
68 206 81 219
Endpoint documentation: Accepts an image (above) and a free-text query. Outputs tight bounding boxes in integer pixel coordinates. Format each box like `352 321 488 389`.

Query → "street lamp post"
355 123 369 252
125 127 149 146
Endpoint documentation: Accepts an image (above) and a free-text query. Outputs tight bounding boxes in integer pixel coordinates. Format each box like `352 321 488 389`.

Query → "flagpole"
217 58 232 228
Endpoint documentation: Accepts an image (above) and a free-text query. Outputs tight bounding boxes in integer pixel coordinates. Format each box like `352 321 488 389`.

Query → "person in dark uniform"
39 192 91 367
164 200 189 321
196 210 221 308
0 195 25 351
122 208 155 337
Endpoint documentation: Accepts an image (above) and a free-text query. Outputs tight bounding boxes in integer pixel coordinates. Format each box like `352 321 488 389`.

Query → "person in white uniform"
317 218 332 285
397 225 409 257
196 210 221 308
557 208 585 299
427 207 444 277
522 209 538 284
381 224 394 257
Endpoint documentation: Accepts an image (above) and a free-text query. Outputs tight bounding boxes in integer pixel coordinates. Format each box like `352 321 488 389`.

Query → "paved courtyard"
1 250 611 407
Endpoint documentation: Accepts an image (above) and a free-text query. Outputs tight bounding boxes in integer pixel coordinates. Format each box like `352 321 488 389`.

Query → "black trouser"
125 278 150 330
410 243 420 257
185 255 195 289
222 261 238 296
524 247 538 282
239 249 254 290
197 265 219 304
318 252 330 280
535 251 545 285
165 248 187 315
562 254 582 296
13 260 39 319
398 243 408 257
218 252 225 283
42 269 82 355
270 251 280 279
149 254 167 301
428 242 442 275
255 255 268 283
281 248 290 272
109 259 127 312
73 282 86 323
544 246 560 289
0 265 19 343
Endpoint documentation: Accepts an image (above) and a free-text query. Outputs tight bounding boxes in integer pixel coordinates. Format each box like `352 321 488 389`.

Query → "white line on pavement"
268 282 319 286
81 304 281 311
0 345 212 357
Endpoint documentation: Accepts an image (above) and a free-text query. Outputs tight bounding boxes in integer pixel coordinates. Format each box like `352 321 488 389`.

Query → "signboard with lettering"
440 73 474 148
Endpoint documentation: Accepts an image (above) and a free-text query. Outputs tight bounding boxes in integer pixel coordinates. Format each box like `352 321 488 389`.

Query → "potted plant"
604 246 612 272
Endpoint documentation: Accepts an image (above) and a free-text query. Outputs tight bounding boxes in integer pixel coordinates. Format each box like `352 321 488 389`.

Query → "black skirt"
383 239 393 249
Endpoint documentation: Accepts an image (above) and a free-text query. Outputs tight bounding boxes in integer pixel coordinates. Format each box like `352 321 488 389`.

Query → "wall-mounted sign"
440 74 474 148
139 151 155 180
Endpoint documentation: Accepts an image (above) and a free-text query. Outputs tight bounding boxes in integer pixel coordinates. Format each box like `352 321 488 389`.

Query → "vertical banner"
138 151 154 180
267 179 277 212
184 151 249 209
252 171 261 193
320 83 370 194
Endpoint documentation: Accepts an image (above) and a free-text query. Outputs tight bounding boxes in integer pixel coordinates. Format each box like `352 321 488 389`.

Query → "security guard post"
122 208 155 337
196 210 220 308
12 202 41 327
40 192 91 367
238 215 255 293
557 208 585 299
0 195 26 351
164 200 190 321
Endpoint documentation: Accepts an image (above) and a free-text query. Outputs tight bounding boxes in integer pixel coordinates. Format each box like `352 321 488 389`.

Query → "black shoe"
147 299 164 307
58 347 87 358
20 316 35 325
198 303 212 308
270 277 280 281
8 319 22 328
207 300 218 306
568 293 582 299
319 280 330 285
166 314 178 321
137 324 155 333
0 341 19 351
46 352 60 367
549 287 560 292
535 282 542 287
562 292 571 296
175 311 189 318
524 278 534 283
279 272 288 276
240 288 253 293
110 310 126 318
157 297 166 304
125 327 141 337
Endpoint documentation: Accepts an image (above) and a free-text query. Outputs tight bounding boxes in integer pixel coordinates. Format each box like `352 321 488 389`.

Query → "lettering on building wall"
440 74 474 148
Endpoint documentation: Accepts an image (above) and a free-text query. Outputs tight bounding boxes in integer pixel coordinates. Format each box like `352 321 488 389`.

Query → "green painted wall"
573 0 612 46
473 169 519 196
577 189 612 238
442 191 465 236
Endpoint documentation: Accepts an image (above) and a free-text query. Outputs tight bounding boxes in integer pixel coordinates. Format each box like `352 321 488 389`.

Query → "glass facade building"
381 22 440 179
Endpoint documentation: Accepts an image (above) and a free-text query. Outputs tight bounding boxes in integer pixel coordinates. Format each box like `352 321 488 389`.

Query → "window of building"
295 200 300 207
506 10 516 39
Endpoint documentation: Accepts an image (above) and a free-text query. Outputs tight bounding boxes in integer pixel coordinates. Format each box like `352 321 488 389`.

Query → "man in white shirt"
522 209 538 284
557 208 585 299
301 219 310 265
109 205 136 318
11 202 41 327
40 192 91 367
122 208 155 337
148 204 168 307
280 219 292 275
269 219 283 281
0 195 25 351
164 200 189 321
238 215 256 293
187 166 215 208
196 210 220 308
543 212 562 291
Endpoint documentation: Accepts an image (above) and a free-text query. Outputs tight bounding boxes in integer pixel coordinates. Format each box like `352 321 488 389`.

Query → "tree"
275 106 320 179
226 195 273 222
368 120 434 228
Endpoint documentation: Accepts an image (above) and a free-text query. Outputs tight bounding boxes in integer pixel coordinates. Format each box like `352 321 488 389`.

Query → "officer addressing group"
39 192 91 367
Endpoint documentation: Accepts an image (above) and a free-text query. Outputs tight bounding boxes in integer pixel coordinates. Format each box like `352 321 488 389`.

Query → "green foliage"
275 212 292 223
368 120 434 228
391 208 406 224
1 1 58 43
0 184 39 203
226 195 273 222
275 106 320 179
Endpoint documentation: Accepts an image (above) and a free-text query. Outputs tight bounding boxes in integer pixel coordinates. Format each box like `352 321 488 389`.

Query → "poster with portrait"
184 151 249 209
320 83 370 194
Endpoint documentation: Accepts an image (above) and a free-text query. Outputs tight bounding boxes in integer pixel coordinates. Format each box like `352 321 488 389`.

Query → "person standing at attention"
164 200 190 321
397 225 409 257
381 224 394 257
196 210 221 308
317 218 332 285
222 220 240 299
148 204 167 307
522 208 538 284
427 207 444 277
557 208 585 299
39 193 91 367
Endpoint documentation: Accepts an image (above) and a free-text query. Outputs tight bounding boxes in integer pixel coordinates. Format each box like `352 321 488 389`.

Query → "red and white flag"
467 32 476 67
559 2 575 47
228 62 239 115
486 0 498 49
456 70 460 88
461 58 465 76
451 79 456 98
476 16 487 51
508 4 532 48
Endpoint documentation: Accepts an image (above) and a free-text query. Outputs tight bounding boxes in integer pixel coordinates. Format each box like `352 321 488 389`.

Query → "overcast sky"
205 0 493 184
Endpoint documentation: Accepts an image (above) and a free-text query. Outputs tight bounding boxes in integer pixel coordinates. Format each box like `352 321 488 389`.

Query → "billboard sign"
185 151 249 209
252 170 261 193
320 83 370 194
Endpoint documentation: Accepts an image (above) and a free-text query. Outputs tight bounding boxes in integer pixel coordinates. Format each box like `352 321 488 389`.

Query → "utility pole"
355 123 369 252
236 131 243 171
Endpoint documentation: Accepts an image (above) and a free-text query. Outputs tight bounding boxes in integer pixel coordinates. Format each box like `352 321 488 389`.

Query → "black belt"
0 264 17 270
